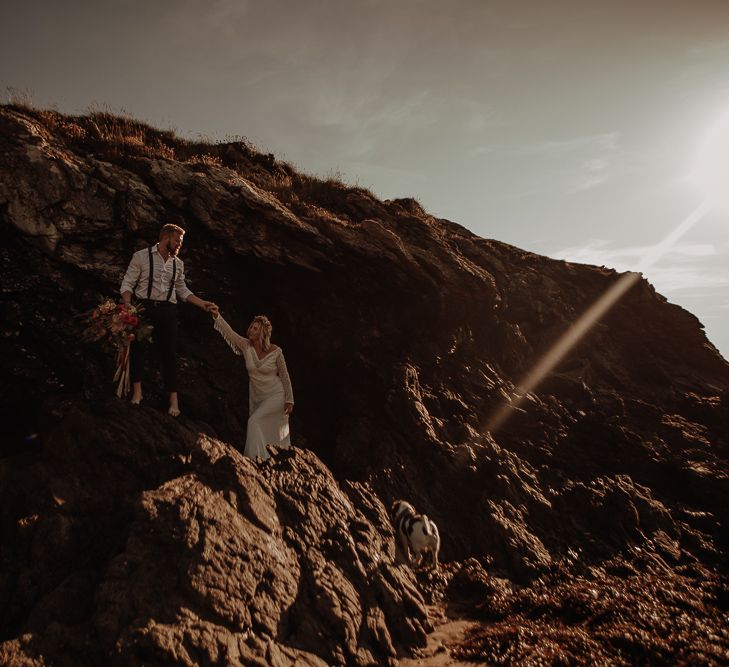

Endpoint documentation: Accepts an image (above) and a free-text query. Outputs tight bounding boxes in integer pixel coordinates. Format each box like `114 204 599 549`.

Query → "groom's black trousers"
130 300 179 393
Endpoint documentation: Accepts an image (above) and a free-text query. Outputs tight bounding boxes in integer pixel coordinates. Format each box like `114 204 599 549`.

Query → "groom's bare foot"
131 382 143 405
168 392 180 417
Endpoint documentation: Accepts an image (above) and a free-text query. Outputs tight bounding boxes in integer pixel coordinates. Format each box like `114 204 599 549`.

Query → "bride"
210 306 294 459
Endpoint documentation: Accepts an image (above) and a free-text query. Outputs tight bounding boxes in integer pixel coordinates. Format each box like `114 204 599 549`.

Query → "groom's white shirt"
120 243 193 304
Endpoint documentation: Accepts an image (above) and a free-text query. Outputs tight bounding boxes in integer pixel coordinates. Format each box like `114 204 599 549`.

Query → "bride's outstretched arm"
212 312 250 355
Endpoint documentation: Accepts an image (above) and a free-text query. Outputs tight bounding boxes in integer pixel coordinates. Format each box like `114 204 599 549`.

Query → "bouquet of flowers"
82 299 152 397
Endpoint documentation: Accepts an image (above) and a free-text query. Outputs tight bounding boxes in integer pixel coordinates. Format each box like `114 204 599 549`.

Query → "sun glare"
691 109 729 211
486 109 729 435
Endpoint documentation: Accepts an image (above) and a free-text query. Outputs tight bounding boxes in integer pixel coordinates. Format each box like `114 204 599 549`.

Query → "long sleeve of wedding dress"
213 314 249 354
276 351 294 404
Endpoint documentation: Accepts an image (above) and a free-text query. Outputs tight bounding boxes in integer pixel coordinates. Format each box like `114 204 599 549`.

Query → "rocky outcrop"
0 400 429 666
1 105 729 664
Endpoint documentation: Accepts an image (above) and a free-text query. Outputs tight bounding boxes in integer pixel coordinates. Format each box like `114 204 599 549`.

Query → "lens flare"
487 104 729 433
486 200 711 434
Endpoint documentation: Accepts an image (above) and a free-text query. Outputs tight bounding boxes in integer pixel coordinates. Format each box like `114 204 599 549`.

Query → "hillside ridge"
1 104 728 664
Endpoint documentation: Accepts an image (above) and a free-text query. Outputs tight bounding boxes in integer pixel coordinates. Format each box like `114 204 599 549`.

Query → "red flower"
120 313 140 327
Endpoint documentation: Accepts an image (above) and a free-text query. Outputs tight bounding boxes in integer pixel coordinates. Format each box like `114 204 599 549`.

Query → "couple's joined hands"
198 301 218 316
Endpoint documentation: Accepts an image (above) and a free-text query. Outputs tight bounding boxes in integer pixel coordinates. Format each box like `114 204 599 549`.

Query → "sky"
2 0 729 358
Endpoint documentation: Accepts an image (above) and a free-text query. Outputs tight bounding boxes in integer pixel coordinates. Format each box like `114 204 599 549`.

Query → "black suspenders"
147 246 177 302
147 247 154 299
167 260 177 301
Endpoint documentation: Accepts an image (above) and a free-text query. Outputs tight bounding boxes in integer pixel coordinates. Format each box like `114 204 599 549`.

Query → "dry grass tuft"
185 153 223 167
2 103 387 223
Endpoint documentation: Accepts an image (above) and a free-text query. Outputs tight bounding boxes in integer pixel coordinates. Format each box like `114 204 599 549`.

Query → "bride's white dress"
213 314 294 460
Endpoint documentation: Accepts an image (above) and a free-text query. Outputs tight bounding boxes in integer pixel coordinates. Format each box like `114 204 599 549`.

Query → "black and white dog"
391 500 440 571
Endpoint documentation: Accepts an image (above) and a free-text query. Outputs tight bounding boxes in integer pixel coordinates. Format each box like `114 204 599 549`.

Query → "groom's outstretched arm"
175 262 215 311
185 293 217 312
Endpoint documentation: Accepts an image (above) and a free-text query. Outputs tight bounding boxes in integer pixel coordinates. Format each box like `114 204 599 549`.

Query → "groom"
120 223 216 416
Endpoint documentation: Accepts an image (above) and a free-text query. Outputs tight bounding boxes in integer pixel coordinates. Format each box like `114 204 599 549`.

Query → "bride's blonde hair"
248 315 272 350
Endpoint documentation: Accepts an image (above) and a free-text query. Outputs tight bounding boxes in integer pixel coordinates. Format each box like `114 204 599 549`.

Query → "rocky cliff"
1 105 728 665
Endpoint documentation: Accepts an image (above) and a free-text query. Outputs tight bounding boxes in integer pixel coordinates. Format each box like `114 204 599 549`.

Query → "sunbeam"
691 109 729 211
486 199 712 434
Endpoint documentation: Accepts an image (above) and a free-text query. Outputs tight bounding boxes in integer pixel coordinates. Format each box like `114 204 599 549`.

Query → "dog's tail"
421 514 433 535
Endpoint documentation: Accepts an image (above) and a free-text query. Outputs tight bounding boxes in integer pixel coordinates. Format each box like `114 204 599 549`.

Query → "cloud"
516 132 619 156
646 267 729 292
505 132 621 194
572 170 608 192
556 239 717 265
686 39 729 58
471 146 496 156
552 239 729 292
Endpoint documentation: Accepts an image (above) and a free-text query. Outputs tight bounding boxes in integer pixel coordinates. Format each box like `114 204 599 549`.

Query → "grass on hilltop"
2 99 388 222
